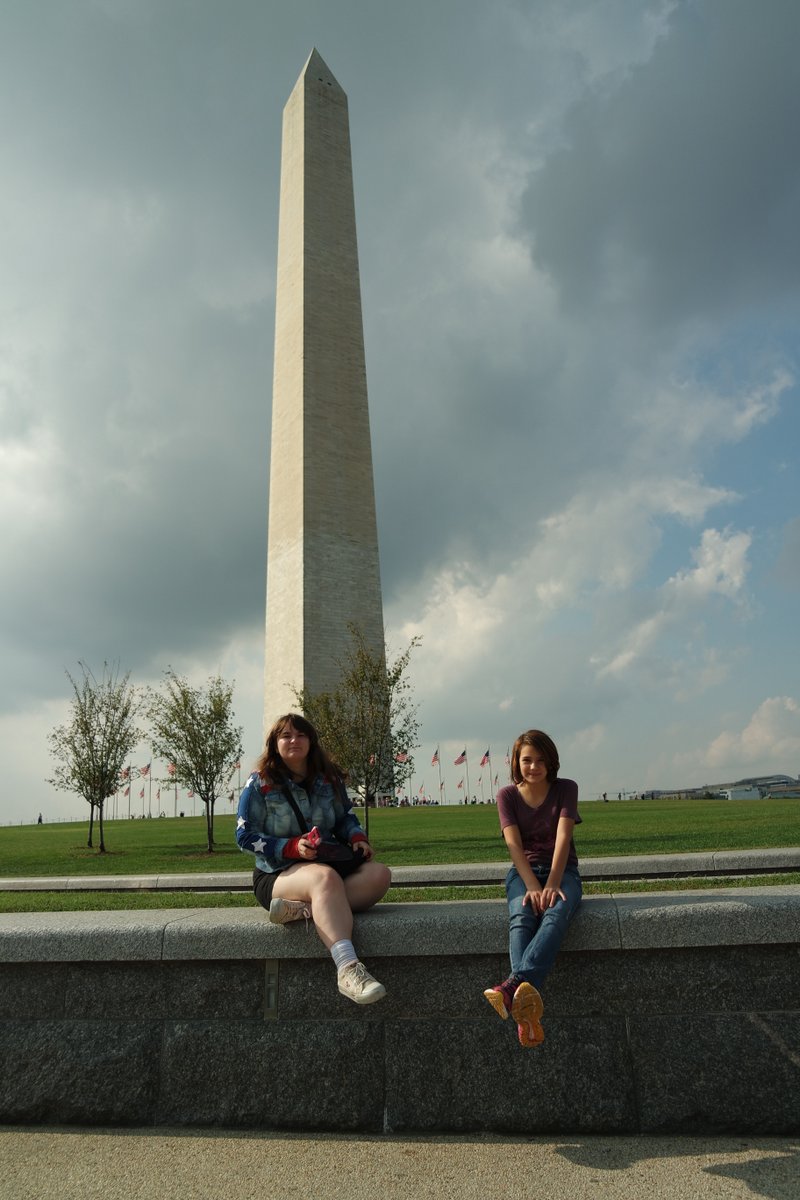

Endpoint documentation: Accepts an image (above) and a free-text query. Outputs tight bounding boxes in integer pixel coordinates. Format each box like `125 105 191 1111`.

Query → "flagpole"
479 747 493 801
465 753 471 803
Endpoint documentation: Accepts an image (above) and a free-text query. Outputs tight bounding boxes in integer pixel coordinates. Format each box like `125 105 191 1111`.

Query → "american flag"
395 751 409 763
480 749 490 766
431 748 439 766
454 749 466 765
167 763 176 776
139 763 151 777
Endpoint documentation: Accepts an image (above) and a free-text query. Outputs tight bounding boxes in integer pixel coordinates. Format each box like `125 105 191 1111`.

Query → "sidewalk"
1 847 798 891
2 1127 798 1200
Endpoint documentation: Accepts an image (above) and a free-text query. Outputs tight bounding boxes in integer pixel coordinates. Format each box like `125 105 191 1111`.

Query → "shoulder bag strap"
277 781 309 835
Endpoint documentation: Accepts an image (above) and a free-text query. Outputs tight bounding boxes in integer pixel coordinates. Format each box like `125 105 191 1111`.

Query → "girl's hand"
522 887 542 909
351 838 374 860
297 837 317 860
539 885 566 910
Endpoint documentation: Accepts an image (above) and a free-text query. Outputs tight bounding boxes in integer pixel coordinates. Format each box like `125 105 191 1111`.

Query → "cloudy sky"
2 0 799 825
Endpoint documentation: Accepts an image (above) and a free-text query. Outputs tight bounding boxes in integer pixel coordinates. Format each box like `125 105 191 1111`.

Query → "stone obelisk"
264 49 385 730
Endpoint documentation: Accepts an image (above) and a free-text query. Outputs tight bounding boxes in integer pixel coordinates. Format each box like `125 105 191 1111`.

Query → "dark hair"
510 730 560 784
255 713 342 784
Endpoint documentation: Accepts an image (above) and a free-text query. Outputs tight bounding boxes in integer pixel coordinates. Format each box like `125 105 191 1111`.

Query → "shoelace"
344 962 371 986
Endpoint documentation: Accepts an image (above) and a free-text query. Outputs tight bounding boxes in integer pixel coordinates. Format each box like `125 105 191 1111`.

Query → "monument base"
0 892 797 1133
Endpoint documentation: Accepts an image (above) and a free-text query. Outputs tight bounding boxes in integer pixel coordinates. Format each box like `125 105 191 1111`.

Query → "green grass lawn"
1 872 797 913
1 796 799 877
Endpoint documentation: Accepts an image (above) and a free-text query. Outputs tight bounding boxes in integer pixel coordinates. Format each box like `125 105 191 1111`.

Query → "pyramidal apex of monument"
298 47 345 97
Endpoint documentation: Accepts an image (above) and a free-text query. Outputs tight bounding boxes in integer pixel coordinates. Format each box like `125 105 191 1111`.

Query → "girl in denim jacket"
237 713 391 1004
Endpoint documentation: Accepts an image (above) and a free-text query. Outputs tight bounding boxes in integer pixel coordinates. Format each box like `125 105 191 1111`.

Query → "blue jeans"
505 864 582 990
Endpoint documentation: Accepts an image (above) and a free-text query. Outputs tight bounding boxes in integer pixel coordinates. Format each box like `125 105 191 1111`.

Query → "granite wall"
0 891 797 1134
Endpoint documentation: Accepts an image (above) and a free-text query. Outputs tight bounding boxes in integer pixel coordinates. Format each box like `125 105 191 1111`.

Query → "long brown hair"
255 713 342 784
510 729 560 784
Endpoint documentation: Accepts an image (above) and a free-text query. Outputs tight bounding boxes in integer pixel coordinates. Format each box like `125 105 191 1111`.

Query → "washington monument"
263 50 385 730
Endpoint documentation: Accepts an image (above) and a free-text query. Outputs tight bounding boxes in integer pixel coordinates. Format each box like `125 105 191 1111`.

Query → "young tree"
294 625 421 830
148 670 243 853
47 662 142 852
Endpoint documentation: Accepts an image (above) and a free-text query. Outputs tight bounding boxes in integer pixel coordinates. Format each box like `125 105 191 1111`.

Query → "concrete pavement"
1 1127 797 1199
2 847 799 891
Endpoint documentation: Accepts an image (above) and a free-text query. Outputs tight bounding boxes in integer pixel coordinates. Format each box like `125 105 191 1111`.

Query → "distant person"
236 713 391 1005
484 729 582 1047
37 812 43 825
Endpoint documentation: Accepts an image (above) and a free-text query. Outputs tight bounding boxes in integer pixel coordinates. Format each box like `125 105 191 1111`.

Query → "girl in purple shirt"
484 729 582 1047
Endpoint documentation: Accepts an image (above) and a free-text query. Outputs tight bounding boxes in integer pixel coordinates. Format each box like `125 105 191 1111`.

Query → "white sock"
331 939 358 972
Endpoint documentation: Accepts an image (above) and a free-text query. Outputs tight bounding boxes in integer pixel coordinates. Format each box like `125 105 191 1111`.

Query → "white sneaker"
268 897 312 926
337 961 386 1005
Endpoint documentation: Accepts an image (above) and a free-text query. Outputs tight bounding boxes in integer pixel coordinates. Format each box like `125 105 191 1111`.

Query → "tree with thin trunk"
47 662 142 852
294 625 421 832
148 670 243 853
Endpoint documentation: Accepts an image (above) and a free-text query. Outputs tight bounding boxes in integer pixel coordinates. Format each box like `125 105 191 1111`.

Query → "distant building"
721 786 761 801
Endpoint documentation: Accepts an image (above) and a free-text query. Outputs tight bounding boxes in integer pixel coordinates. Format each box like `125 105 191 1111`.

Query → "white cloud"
705 698 800 771
592 526 751 682
668 528 751 603
569 722 606 753
631 369 792 454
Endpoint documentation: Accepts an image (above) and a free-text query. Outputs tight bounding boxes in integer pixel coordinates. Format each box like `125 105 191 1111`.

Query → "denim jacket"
236 771 364 874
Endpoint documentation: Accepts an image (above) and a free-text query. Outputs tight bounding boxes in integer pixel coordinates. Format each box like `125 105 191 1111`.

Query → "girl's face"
277 723 310 775
518 745 548 787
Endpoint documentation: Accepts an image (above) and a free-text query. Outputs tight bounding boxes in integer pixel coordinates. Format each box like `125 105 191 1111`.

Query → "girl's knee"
509 911 539 936
346 860 391 909
371 861 392 891
310 866 347 900
361 860 391 900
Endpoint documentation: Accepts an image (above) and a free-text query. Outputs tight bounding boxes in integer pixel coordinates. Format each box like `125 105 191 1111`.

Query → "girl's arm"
539 816 575 909
235 776 287 860
502 824 541 902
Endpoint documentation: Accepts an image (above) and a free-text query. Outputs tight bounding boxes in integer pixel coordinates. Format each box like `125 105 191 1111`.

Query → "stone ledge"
1 889 798 1134
2 847 798 892
0 887 797 963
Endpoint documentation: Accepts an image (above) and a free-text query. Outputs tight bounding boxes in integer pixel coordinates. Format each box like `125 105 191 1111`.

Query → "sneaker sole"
338 981 386 1005
511 982 544 1048
483 988 511 1020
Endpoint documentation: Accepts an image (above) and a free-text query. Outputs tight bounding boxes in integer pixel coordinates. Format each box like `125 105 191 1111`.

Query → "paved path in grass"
1 1127 798 1200
1 847 798 891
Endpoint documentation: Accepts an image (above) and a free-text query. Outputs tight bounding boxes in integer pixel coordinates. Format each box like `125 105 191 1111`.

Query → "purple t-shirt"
496 777 580 868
